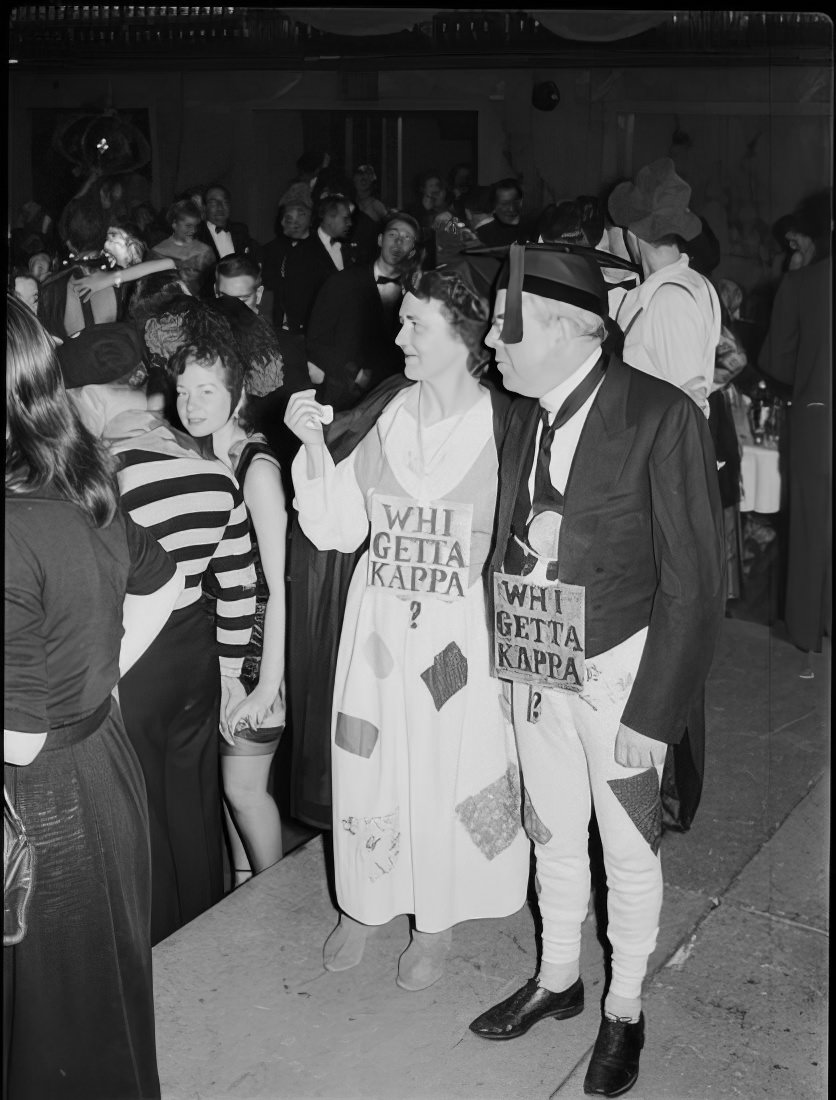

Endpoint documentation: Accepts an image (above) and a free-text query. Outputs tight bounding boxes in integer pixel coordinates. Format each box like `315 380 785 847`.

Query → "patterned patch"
455 763 522 860
522 787 553 845
364 631 394 679
341 810 400 881
420 641 468 711
335 713 379 759
607 768 662 854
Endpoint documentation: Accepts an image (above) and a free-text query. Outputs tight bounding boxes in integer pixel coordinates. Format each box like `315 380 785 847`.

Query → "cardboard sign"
493 572 585 692
367 494 472 601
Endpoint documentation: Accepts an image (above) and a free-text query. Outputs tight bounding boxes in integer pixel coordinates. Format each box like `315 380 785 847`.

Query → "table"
740 441 781 513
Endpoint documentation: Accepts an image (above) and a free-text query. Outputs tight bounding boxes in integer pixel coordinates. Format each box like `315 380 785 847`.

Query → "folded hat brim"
608 181 702 242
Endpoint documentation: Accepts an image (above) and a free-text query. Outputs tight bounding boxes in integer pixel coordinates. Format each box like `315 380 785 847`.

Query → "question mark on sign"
409 600 421 629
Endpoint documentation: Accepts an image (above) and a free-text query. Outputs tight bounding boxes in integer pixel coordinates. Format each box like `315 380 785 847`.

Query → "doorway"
252 108 477 242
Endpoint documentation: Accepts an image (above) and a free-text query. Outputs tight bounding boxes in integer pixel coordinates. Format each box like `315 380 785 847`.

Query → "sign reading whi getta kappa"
367 494 472 601
493 572 585 692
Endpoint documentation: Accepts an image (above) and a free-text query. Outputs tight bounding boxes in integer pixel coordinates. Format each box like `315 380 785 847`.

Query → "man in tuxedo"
476 179 535 246
467 244 725 1097
215 254 264 314
305 213 418 411
281 195 355 343
196 184 258 267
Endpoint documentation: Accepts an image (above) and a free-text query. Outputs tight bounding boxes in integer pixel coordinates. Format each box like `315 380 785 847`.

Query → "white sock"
604 991 642 1022
537 959 580 994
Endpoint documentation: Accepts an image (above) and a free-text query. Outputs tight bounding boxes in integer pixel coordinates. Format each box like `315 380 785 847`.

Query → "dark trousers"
119 601 224 945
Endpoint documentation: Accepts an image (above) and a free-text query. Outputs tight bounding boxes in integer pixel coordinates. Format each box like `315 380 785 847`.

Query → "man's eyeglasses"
384 230 416 246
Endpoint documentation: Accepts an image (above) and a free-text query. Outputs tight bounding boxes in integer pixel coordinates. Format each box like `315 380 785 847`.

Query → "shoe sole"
583 1069 639 1097
470 999 584 1040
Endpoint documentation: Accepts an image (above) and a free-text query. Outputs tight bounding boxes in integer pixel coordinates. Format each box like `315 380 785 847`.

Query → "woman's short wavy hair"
406 267 491 377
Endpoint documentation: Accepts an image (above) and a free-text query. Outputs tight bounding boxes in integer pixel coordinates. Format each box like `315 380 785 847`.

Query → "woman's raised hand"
284 389 333 447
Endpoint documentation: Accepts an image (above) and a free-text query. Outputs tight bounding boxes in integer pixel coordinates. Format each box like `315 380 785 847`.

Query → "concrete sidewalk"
153 618 829 1100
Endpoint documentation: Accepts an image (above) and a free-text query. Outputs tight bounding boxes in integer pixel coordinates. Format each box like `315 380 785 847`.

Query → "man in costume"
607 157 721 418
467 243 725 1097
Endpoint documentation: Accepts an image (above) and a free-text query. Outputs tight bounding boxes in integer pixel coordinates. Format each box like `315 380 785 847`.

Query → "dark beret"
56 321 145 389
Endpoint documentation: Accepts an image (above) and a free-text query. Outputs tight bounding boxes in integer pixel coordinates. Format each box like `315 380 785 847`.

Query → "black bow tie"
330 237 343 247
376 275 400 285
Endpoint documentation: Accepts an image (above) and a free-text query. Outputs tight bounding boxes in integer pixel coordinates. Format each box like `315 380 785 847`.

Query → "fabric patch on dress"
363 631 395 679
523 787 553 845
341 810 400 881
607 768 662 854
335 713 379 758
455 763 522 860
420 641 468 711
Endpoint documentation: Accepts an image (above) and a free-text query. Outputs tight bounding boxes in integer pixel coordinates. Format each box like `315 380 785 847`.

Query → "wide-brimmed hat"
57 321 144 389
608 158 702 243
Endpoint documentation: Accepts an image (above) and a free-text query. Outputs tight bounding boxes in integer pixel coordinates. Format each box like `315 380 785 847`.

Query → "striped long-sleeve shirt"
105 410 256 676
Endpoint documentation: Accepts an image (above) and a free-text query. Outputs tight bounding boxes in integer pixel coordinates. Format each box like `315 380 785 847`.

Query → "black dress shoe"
583 1013 645 1096
469 976 584 1040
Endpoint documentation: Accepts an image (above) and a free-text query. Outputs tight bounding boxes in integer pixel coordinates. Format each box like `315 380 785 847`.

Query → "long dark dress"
4 493 176 1100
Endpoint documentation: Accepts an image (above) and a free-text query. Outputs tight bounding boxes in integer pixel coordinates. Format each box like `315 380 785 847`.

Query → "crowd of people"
5 149 831 1100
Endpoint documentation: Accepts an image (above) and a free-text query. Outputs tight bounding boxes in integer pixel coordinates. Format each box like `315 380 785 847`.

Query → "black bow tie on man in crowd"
376 275 401 285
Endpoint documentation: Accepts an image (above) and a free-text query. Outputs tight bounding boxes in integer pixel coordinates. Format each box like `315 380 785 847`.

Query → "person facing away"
58 320 257 945
5 295 183 1100
467 243 725 1099
607 157 721 418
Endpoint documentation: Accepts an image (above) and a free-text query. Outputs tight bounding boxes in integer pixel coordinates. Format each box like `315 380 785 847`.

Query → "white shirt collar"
539 348 603 418
318 225 339 250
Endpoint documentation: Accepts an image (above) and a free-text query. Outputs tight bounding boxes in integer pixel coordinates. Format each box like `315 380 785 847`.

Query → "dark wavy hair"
406 268 491 377
166 329 248 452
207 296 284 400
5 294 120 527
128 270 191 331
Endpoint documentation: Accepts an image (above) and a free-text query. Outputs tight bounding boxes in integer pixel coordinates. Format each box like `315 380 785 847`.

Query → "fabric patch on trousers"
341 810 400 881
523 787 553 845
364 631 394 679
607 768 662 854
455 763 522 860
420 641 468 711
335 713 379 758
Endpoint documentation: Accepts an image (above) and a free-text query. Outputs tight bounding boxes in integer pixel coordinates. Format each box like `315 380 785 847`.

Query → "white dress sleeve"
291 443 371 553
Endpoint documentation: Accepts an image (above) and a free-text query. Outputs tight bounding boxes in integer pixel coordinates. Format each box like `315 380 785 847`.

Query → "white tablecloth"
740 442 781 513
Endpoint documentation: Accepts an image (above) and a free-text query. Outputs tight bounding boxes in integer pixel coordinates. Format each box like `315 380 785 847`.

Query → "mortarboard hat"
56 321 145 389
464 241 639 344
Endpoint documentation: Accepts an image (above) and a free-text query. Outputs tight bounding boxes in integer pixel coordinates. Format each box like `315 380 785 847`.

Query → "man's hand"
614 723 668 769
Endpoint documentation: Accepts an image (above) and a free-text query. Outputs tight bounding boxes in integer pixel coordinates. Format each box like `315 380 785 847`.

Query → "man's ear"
377 233 383 250
255 285 264 305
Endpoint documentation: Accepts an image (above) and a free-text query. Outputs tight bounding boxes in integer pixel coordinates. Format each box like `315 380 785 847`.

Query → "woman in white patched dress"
286 263 529 991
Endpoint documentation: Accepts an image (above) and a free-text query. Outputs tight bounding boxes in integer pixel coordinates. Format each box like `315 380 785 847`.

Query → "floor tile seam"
718 899 829 938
